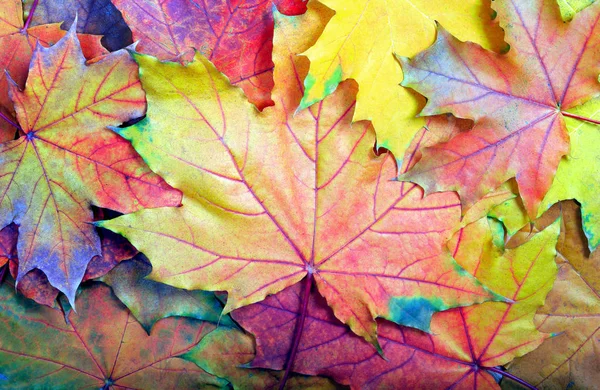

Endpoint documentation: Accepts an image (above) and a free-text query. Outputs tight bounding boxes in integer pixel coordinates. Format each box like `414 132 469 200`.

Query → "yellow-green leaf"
557 0 597 20
539 97 600 251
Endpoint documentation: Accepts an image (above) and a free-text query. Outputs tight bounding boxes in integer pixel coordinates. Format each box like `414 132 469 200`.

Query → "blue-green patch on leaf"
388 296 447 332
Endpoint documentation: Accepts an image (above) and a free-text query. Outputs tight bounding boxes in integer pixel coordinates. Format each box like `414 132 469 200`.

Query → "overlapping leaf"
0 0 108 143
481 98 600 252
24 0 133 51
100 256 237 332
400 0 600 218
1 209 137 306
298 0 506 160
231 217 560 389
0 224 17 269
0 282 227 388
557 0 597 20
100 2 500 348
184 327 345 389
506 202 600 389
97 257 341 389
539 97 600 251
112 0 308 109
0 25 181 303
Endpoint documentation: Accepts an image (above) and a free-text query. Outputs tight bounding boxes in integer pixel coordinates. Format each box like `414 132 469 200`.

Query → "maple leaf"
0 25 182 304
100 256 237 332
539 97 600 251
489 192 530 237
401 115 519 230
298 0 506 162
81 208 139 281
184 327 345 389
111 0 308 109
231 216 560 389
506 201 600 389
456 100 600 253
0 0 108 143
0 282 229 388
0 224 17 269
557 0 597 20
487 98 600 253
97 256 339 389
1 224 57 306
2 208 138 307
100 3 501 349
399 0 600 218
23 0 133 51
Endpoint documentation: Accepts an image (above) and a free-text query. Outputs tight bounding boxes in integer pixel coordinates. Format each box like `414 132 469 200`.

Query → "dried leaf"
24 0 133 51
299 0 506 160
112 0 309 109
100 3 500 347
400 0 600 218
231 216 560 389
100 256 237 332
0 0 107 142
557 0 597 20
0 25 181 303
0 282 227 388
507 201 600 389
2 209 137 307
540 97 600 251
184 327 345 389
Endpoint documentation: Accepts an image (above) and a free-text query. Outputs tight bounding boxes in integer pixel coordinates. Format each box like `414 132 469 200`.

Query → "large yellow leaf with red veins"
0 25 181 304
100 3 502 348
506 202 600 389
0 0 108 143
298 0 506 162
399 0 600 218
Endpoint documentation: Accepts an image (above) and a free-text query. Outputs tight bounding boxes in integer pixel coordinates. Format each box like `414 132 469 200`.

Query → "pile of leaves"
1 0 599 388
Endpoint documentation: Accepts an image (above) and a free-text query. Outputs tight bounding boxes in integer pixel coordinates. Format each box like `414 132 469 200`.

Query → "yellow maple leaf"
299 0 505 160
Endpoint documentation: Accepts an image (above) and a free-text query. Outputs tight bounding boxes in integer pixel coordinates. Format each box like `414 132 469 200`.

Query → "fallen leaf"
402 115 518 229
0 281 227 388
539 97 600 251
23 0 133 51
184 327 346 389
489 100 600 251
0 25 181 303
299 0 506 161
83 208 139 281
557 0 597 20
4 208 138 307
399 0 600 218
489 193 530 237
100 3 500 349
100 255 237 332
0 0 108 143
506 201 600 389
0 224 17 268
1 224 59 307
112 0 309 109
8 258 58 307
231 216 560 389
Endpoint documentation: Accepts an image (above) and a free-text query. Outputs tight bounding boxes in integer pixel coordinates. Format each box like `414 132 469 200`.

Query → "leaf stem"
562 111 600 126
279 272 313 390
0 111 21 131
485 366 538 390
23 0 40 31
